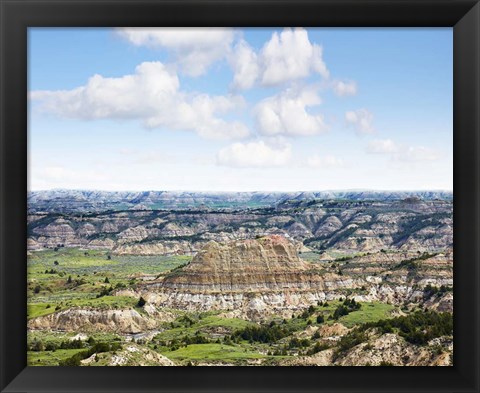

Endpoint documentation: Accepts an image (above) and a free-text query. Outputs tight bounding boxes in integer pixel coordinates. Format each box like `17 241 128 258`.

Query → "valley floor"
27 247 453 366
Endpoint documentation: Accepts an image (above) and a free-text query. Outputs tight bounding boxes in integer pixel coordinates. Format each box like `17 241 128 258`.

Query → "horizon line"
28 188 454 193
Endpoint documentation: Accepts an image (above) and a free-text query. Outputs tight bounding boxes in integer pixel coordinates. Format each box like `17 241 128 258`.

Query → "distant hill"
28 189 453 214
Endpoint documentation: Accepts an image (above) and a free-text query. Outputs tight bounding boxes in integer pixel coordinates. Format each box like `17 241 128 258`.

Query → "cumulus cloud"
30 61 249 140
345 109 375 134
305 154 346 169
367 139 399 154
216 140 292 168
366 139 439 162
261 28 329 86
116 28 235 76
332 80 357 97
118 27 332 91
229 40 260 90
230 28 329 90
255 87 327 137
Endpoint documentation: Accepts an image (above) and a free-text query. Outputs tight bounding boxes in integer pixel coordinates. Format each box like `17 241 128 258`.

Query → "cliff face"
81 343 175 366
27 197 453 255
138 236 356 319
28 308 161 334
161 235 335 293
134 236 453 319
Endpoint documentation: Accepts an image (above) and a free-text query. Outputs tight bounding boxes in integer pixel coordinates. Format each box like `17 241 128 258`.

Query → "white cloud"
229 40 260 90
30 61 249 140
305 154 346 169
255 87 327 137
332 80 357 97
116 28 235 76
216 140 292 168
345 109 375 134
366 139 439 162
229 28 329 90
399 146 439 162
367 139 399 154
261 28 329 86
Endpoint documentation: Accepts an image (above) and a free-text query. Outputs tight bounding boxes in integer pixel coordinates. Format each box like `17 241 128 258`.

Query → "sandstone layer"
161 235 344 293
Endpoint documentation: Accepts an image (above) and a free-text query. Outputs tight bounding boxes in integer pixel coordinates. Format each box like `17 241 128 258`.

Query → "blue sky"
28 27 452 191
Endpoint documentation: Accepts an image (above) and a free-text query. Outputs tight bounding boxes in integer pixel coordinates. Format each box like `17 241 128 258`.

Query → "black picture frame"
1 1 479 392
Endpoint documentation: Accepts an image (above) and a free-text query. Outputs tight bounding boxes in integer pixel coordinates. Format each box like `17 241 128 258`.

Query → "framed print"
1 0 479 392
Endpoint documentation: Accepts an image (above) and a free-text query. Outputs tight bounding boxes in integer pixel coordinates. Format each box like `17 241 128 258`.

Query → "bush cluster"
59 342 122 366
232 324 289 344
423 284 453 299
331 298 361 320
362 310 453 345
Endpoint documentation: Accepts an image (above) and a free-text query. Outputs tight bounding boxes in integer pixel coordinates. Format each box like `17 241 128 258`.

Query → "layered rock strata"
161 235 347 293
144 236 355 318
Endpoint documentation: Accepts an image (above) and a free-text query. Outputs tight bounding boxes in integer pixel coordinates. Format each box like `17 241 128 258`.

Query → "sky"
28 27 453 192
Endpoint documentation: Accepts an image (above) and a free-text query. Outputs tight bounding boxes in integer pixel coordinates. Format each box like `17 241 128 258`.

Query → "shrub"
232 324 289 344
333 305 349 320
288 337 310 349
45 342 58 351
361 310 453 346
30 339 44 352
96 286 113 298
59 342 122 366
307 342 330 355
334 330 368 358
137 297 146 307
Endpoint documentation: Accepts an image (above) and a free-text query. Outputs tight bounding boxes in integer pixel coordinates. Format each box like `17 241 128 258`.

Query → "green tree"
31 339 44 352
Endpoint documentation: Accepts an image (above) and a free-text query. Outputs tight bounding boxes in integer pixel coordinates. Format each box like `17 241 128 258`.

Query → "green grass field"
28 348 87 366
153 313 255 342
27 303 59 319
278 300 396 330
164 343 266 362
27 248 190 307
333 302 395 328
27 296 140 319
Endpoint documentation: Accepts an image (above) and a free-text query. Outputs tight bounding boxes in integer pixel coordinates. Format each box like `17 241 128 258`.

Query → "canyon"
27 191 453 366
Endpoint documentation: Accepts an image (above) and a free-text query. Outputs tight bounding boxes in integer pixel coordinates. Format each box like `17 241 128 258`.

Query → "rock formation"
142 236 354 319
161 235 348 293
28 308 161 334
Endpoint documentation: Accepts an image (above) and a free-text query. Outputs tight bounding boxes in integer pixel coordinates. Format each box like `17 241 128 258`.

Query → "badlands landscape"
27 190 453 366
